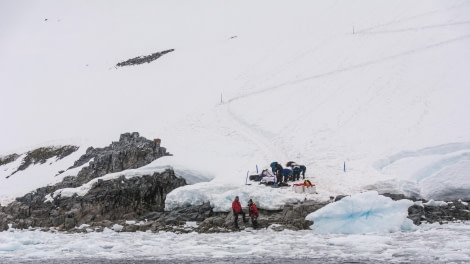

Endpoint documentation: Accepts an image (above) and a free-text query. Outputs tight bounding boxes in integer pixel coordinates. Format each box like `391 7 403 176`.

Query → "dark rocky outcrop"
116 49 174 67
61 132 171 188
382 193 470 225
0 132 178 232
0 169 186 231
407 200 470 225
6 146 79 178
0 153 20 166
0 181 329 233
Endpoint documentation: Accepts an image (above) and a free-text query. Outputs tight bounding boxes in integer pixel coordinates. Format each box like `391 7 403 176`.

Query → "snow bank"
376 143 470 201
165 182 314 212
424 200 448 207
149 156 215 185
306 191 415 234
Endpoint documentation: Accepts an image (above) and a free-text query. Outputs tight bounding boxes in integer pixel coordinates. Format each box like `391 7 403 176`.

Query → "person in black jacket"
286 161 307 180
270 162 284 184
300 165 306 179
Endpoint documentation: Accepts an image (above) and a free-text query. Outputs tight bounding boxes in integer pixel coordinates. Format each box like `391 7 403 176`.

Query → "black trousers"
276 172 283 183
251 216 259 228
293 171 300 181
234 210 246 227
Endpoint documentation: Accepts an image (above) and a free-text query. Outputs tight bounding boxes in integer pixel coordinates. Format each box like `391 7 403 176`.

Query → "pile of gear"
250 161 307 187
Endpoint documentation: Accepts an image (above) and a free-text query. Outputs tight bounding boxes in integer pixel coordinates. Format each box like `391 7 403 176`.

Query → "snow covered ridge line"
2 145 79 178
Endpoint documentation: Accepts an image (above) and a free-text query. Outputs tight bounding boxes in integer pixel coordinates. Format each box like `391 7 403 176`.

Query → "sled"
292 183 316 194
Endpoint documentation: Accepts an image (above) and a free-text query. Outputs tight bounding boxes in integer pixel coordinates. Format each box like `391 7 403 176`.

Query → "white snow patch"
111 224 123 232
165 181 316 212
424 200 448 207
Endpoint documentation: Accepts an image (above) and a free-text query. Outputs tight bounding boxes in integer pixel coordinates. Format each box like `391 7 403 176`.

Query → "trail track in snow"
220 27 470 170
226 0 470 105
220 103 289 164
357 1 470 34
227 33 470 106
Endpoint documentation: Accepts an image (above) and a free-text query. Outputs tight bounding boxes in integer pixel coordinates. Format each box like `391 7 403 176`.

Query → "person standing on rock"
232 196 247 229
247 199 259 229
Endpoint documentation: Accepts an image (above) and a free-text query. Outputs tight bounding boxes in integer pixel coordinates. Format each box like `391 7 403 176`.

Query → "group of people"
269 161 307 185
231 162 308 229
232 196 259 229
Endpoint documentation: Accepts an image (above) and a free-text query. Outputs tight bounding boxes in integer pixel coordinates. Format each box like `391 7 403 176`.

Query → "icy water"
0 258 426 264
1 223 469 264
0 257 431 264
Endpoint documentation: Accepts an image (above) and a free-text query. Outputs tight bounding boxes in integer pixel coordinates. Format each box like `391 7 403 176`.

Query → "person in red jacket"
232 196 247 229
247 199 259 229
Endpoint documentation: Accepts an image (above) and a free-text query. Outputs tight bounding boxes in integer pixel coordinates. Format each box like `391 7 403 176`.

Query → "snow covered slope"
1 0 470 206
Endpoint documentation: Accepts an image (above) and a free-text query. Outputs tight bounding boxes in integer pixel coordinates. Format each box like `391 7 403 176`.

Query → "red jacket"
232 200 242 213
249 203 259 217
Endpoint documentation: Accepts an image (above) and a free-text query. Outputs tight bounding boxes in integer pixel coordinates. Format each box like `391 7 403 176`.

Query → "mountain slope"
1 0 470 204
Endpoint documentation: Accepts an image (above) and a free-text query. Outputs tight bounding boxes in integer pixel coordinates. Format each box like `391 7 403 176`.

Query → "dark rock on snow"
0 153 20 166
116 49 174 67
0 132 179 232
6 146 79 178
0 169 186 231
66 132 171 187
382 192 470 225
407 200 470 225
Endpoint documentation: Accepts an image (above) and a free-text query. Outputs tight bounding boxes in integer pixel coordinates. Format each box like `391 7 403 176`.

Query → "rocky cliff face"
0 169 186 231
62 132 171 188
0 132 183 231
